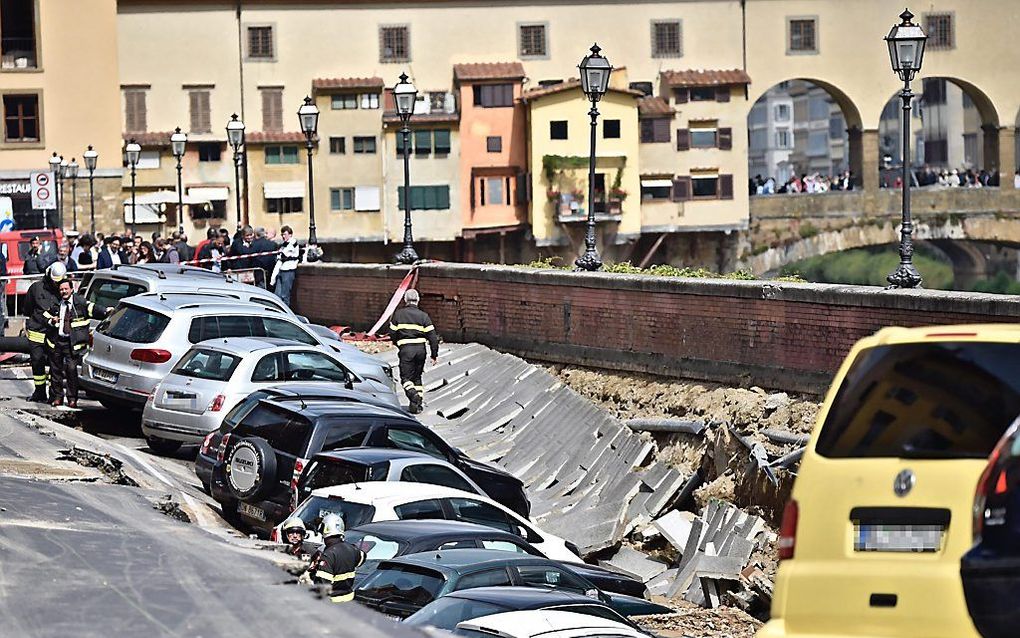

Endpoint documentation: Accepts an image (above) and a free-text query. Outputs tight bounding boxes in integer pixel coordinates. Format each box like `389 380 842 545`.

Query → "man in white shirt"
271 225 300 306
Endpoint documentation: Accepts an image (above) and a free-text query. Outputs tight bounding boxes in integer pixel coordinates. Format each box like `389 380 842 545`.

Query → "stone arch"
742 214 1020 276
877 76 1002 178
746 78 865 190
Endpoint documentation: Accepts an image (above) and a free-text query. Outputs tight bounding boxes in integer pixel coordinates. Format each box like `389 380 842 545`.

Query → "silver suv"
81 295 395 412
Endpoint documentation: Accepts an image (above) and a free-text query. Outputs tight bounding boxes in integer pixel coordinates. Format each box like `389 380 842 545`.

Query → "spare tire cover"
225 437 278 501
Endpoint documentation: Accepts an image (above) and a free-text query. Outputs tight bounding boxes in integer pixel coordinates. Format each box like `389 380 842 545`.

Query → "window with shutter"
641 118 670 143
719 174 734 200
189 90 211 133
676 128 690 151
395 131 407 156
671 176 691 201
718 127 733 151
715 87 731 103
380 25 410 62
261 88 283 132
247 26 274 59
414 129 432 155
673 88 689 104
515 172 529 205
434 129 451 154
519 23 547 57
124 90 147 133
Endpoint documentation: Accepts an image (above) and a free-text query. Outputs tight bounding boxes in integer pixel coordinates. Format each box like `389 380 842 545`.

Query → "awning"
188 187 229 201
264 181 305 199
123 203 165 225
122 190 209 206
641 179 674 188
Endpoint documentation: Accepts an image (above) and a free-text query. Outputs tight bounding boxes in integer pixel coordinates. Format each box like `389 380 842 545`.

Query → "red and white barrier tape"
183 249 282 266
367 266 419 337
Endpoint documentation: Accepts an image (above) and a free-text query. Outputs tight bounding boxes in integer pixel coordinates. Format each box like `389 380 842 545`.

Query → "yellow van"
758 325 1020 638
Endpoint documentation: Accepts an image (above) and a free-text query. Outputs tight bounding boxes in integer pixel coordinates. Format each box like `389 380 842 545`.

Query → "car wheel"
145 435 183 455
224 436 278 502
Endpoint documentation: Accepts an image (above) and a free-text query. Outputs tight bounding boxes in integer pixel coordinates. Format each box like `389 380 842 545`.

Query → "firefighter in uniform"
44 277 112 407
311 514 364 603
281 516 308 558
24 262 65 402
388 289 439 414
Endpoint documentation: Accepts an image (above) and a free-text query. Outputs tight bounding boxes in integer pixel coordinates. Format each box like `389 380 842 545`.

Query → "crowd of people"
22 224 313 307
749 171 856 195
880 166 1001 189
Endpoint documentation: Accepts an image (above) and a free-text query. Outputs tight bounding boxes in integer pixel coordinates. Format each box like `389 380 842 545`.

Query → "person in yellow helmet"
311 514 364 603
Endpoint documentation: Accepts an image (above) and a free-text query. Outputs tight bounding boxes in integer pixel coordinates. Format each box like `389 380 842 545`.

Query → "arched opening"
877 77 1001 188
747 79 864 194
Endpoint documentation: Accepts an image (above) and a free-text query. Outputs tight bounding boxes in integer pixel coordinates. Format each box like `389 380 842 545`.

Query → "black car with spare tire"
207 389 530 534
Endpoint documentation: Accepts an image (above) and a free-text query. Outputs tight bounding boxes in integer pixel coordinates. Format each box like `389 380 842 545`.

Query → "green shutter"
436 186 450 209
410 186 426 210
342 188 354 210
395 132 406 156
283 146 299 163
434 129 451 153
414 130 432 154
265 146 278 164
398 185 405 209
423 186 438 210
330 188 341 210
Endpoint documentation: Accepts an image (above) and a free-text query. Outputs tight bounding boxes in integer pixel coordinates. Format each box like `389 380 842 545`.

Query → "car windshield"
357 564 446 608
344 531 406 562
816 342 1020 459
294 496 375 530
86 280 147 309
172 349 242 381
99 306 171 344
405 597 508 630
304 459 384 491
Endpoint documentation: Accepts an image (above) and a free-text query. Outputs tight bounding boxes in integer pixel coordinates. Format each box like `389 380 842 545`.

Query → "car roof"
307 481 477 505
312 448 433 464
385 549 548 572
348 520 522 542
103 263 230 281
441 586 597 607
459 609 637 635
192 337 317 354
262 394 410 419
123 294 274 314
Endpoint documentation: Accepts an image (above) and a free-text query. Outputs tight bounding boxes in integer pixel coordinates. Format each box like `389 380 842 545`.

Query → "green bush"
798 223 820 239
781 247 954 289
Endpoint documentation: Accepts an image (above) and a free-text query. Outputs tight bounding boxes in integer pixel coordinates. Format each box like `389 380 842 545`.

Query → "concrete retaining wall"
294 262 1020 394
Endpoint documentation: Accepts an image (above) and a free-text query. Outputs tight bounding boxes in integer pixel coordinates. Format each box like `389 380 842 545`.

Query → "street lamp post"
68 158 79 232
575 44 612 271
125 139 142 235
47 152 60 230
171 127 187 234
226 114 245 228
58 156 67 230
298 96 320 245
83 146 98 235
885 9 927 289
393 73 419 265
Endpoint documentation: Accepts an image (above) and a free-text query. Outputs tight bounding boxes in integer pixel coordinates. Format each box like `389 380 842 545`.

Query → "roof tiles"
453 62 526 82
660 69 752 87
311 76 385 91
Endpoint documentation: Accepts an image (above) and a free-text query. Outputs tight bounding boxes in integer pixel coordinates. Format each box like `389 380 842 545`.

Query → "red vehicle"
1 229 64 296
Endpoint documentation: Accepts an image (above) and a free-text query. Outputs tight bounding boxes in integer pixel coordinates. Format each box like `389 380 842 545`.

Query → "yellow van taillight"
778 499 799 561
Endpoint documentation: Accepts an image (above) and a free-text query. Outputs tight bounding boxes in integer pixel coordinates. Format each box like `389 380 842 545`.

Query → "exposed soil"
637 602 763 638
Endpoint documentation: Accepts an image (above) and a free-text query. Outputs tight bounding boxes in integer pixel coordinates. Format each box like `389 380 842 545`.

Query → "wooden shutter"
639 119 653 143
189 91 210 133
674 88 689 104
125 91 147 133
437 185 450 209
515 171 529 204
719 174 734 200
654 118 670 143
676 128 690 151
718 127 732 150
671 176 691 201
715 87 731 102
262 89 282 132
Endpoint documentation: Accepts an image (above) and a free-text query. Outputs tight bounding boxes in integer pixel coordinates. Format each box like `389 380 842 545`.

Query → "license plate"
854 524 944 552
238 502 266 522
92 367 119 384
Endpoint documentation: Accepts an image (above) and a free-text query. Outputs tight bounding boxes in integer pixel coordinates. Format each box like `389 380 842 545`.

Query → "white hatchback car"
141 337 401 452
455 609 647 638
277 482 579 563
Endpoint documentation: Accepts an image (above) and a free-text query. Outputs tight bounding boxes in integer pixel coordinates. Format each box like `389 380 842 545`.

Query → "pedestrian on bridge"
389 289 439 414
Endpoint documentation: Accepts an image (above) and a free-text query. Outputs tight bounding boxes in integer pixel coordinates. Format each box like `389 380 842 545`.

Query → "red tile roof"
382 112 460 125
123 132 176 147
660 69 751 87
637 96 674 117
453 62 526 82
312 76 385 91
245 131 309 144
519 79 644 102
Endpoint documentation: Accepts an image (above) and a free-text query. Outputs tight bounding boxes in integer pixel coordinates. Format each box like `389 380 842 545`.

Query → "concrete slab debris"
600 546 670 583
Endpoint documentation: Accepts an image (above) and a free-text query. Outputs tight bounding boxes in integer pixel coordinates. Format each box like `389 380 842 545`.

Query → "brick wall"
294 262 1020 394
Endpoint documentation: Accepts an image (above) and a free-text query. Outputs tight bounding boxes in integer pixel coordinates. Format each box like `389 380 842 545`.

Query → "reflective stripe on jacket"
389 305 439 358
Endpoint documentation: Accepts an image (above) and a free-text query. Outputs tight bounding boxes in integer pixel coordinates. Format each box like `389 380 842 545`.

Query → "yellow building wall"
382 126 461 244
245 144 310 233
528 89 641 245
0 0 122 172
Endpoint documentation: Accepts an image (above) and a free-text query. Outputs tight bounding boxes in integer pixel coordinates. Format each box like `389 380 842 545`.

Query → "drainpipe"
741 0 748 100
235 0 246 123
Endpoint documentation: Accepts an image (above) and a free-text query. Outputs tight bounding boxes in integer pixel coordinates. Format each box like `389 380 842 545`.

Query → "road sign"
30 171 55 210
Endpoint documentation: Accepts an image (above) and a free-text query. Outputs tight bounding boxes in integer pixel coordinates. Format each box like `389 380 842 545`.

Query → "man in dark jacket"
23 236 54 275
24 262 65 401
96 236 122 269
44 279 113 407
249 227 278 287
311 514 364 603
388 289 439 414
228 225 255 271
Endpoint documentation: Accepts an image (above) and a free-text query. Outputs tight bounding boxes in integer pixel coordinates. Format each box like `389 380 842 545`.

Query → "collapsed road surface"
0 403 437 637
